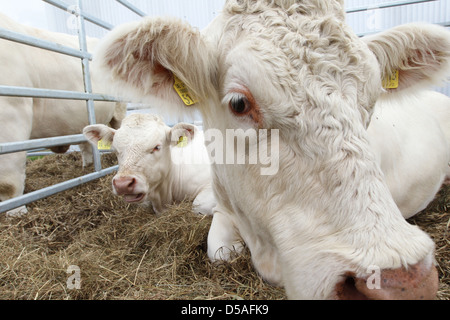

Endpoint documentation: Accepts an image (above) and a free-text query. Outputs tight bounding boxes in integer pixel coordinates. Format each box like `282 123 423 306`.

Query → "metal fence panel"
0 0 144 214
0 166 119 213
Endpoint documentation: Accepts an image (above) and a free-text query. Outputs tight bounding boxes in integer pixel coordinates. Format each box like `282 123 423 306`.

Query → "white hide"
84 114 216 215
0 13 126 215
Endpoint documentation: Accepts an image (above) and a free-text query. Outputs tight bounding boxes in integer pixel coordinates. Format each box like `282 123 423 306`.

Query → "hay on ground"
0 152 448 300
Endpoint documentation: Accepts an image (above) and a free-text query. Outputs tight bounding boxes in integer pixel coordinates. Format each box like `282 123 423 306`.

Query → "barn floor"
0 152 448 300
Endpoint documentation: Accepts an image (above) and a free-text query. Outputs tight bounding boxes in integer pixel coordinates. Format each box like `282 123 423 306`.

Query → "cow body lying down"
368 90 450 219
93 0 450 300
0 13 125 216
84 114 216 215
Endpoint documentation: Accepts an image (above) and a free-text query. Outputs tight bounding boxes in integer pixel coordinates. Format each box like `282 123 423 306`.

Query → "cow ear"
169 123 196 147
83 124 116 146
93 17 217 110
363 23 450 92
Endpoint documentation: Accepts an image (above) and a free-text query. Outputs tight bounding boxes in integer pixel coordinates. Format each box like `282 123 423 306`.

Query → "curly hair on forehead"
224 0 345 18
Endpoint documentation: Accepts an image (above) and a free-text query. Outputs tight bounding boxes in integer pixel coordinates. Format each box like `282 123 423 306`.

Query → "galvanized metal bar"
0 27 92 59
116 0 147 17
42 0 114 30
436 21 450 28
0 135 87 155
27 152 59 157
346 0 436 13
0 85 121 102
77 0 102 172
356 20 450 37
27 149 112 157
0 165 119 214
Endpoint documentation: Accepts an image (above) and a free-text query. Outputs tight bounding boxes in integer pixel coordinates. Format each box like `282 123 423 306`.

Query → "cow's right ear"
83 125 116 146
93 17 217 111
363 23 450 92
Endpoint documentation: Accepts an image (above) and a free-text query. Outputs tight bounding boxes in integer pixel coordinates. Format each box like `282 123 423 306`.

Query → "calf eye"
229 96 250 115
150 145 161 154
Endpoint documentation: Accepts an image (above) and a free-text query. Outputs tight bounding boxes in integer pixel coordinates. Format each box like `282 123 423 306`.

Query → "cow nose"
113 176 137 195
336 260 438 300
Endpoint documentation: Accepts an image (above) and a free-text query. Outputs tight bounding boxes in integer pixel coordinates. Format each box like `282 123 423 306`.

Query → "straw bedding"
0 152 448 300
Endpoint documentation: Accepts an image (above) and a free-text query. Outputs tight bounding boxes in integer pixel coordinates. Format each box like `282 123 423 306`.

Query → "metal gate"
0 0 147 214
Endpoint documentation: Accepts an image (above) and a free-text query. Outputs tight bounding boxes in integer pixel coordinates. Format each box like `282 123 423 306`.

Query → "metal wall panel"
45 0 225 38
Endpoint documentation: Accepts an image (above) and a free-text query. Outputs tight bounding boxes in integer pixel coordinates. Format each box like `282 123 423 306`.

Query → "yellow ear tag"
382 70 399 89
173 73 199 106
97 139 111 151
177 135 188 148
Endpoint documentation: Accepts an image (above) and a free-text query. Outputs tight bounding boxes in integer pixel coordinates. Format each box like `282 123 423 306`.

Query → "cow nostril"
129 178 136 188
335 260 438 300
335 275 369 300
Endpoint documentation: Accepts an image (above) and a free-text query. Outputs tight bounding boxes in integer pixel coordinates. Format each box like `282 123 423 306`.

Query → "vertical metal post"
76 0 102 172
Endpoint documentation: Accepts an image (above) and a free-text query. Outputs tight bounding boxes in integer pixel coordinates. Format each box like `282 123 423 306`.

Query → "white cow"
83 113 216 215
0 14 126 215
93 0 450 299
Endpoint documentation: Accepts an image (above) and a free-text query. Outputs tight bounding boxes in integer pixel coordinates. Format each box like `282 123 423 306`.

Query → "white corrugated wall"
45 0 450 98
45 0 225 37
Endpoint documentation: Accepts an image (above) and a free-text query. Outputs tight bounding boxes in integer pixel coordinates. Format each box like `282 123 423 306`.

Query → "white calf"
84 113 216 215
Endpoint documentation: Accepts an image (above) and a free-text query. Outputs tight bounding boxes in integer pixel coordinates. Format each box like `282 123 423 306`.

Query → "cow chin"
122 193 146 203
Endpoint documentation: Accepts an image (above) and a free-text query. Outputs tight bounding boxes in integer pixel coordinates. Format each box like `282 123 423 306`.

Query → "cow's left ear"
93 16 217 111
169 123 196 147
363 23 450 92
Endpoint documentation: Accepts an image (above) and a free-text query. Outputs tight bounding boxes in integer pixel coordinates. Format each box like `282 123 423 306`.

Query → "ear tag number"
382 70 399 89
177 136 188 148
98 139 111 151
173 73 199 106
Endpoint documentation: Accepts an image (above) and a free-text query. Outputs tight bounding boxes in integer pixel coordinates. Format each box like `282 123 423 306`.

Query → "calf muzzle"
113 176 137 195
112 175 146 203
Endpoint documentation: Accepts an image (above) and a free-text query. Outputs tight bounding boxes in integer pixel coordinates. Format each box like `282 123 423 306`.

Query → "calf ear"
83 125 116 146
363 23 450 92
169 123 196 147
93 17 217 109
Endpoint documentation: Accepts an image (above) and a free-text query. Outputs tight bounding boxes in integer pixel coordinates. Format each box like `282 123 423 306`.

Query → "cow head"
84 114 196 205
93 0 450 299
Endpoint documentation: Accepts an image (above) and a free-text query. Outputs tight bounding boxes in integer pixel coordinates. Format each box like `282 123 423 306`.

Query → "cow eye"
229 96 250 115
150 145 161 154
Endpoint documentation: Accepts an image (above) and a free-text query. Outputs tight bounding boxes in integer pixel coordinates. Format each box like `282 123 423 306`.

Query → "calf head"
93 0 450 299
84 114 196 205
